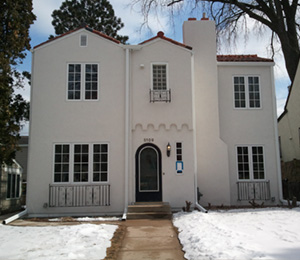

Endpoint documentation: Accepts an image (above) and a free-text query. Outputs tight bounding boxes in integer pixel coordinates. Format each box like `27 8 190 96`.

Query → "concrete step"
127 202 172 220
128 203 171 213
127 212 172 220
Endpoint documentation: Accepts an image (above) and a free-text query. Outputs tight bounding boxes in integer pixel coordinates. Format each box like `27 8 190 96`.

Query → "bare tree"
132 0 300 82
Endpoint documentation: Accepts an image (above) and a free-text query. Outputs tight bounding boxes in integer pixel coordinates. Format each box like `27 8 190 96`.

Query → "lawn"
173 207 300 260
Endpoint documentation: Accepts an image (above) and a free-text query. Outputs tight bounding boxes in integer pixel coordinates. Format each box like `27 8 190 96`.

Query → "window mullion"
82 64 85 101
249 145 254 180
245 76 249 109
70 144 74 183
89 143 93 183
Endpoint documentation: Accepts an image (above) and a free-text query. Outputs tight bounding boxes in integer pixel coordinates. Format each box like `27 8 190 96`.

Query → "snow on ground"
0 223 117 260
173 207 300 260
49 216 120 222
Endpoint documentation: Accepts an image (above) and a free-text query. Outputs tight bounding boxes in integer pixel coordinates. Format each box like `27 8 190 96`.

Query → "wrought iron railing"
150 89 171 102
237 181 270 201
49 184 110 207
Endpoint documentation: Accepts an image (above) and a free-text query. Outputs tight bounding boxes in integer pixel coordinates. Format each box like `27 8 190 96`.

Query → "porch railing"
150 89 171 102
49 184 110 207
237 181 270 201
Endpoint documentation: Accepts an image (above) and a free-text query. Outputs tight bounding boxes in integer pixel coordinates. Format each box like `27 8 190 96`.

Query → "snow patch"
0 223 117 260
173 208 300 260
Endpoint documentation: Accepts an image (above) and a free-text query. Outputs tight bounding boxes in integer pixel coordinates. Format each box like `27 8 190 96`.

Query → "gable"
34 26 120 50
139 31 192 51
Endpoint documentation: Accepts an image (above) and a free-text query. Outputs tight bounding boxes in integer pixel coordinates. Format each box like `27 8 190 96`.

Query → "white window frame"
53 143 109 184
236 145 266 181
233 75 261 109
67 63 99 101
151 62 169 90
80 34 88 47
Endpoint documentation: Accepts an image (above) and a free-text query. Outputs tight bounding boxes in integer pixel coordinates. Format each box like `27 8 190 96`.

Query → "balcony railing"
237 181 270 201
150 89 171 103
49 184 110 207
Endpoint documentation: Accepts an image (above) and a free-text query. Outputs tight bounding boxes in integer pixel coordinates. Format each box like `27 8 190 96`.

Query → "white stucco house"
27 17 282 217
278 61 300 162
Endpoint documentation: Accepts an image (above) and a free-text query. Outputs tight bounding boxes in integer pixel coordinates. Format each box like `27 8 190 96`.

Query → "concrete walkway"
5 216 186 259
117 219 186 260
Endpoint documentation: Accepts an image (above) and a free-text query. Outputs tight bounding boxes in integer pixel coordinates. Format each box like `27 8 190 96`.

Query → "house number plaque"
144 138 154 142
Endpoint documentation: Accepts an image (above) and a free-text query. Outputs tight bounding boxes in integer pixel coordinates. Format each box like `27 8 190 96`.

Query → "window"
150 63 171 102
152 64 167 90
80 35 87 47
237 146 265 180
53 143 108 183
74 144 89 182
176 142 182 161
67 63 98 100
234 76 260 108
6 164 21 199
93 144 108 182
54 144 70 182
176 142 183 174
68 64 81 100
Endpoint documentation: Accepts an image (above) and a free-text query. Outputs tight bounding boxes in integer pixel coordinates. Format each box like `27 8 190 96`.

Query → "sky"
17 0 291 135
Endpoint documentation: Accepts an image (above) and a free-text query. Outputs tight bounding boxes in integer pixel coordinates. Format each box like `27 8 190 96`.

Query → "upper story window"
234 76 260 109
153 64 167 90
150 63 171 102
67 63 98 101
236 145 265 180
80 34 87 47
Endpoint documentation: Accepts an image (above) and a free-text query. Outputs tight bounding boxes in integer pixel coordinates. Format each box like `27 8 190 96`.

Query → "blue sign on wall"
176 161 184 174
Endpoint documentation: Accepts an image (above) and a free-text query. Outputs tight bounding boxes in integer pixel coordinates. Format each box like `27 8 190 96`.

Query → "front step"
127 202 172 220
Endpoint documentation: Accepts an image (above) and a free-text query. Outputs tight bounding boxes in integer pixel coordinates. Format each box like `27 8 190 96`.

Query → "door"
136 143 162 202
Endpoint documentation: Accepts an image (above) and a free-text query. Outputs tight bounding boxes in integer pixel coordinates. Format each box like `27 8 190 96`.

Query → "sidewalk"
116 219 186 260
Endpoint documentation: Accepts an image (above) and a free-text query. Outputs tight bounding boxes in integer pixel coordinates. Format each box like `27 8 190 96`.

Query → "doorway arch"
135 143 162 202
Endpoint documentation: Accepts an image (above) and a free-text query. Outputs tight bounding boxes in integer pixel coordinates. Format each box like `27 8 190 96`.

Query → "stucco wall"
129 40 195 208
183 19 231 206
27 29 127 216
218 63 281 205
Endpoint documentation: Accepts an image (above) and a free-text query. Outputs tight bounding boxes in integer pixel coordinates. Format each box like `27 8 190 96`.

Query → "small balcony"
237 181 271 201
49 184 110 207
150 89 171 103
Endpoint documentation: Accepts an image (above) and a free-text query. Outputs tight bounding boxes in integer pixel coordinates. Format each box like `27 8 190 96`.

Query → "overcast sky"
18 0 290 135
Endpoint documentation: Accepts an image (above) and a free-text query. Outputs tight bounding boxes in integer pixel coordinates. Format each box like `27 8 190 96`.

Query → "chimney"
201 13 209 21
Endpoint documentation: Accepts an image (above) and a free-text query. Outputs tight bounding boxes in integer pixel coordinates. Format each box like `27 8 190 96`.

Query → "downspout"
3 209 28 225
122 48 130 221
122 45 143 221
191 53 208 213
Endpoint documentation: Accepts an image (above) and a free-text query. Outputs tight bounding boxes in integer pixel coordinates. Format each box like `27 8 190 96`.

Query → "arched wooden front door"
136 144 162 202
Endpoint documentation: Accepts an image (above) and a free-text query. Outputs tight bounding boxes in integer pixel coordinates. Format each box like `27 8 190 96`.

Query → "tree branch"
167 0 183 6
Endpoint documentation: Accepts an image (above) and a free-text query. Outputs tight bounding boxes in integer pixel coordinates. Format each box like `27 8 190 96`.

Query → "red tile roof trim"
139 31 193 50
217 55 273 62
34 26 120 49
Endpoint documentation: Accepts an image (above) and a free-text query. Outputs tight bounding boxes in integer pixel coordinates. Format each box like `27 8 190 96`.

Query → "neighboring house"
278 61 300 162
0 160 23 214
27 17 282 217
16 136 29 204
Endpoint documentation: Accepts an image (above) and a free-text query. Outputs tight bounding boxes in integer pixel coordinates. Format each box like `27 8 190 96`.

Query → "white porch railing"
49 184 110 207
237 181 270 201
